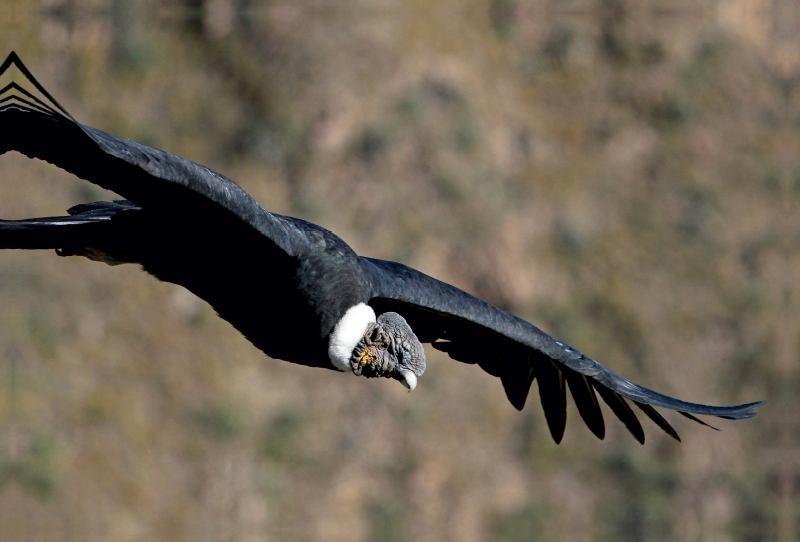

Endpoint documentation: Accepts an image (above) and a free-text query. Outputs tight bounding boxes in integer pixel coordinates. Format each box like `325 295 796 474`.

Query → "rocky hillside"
0 0 796 540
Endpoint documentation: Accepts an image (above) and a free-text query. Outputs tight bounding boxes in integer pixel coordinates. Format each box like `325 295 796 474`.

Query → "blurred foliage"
0 432 62 499
194 401 245 441
0 0 798 540
493 504 541 542
259 411 301 462
366 500 406 542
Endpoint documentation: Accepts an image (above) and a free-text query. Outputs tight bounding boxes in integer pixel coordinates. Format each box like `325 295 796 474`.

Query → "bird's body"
0 52 764 444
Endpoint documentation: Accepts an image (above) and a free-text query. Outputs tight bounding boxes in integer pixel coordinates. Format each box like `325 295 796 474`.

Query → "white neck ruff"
328 303 377 372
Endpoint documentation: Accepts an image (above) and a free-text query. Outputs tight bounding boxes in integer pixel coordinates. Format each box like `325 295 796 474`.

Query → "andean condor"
0 52 764 444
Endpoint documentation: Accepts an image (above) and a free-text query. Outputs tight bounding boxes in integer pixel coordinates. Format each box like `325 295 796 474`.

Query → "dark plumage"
0 52 764 444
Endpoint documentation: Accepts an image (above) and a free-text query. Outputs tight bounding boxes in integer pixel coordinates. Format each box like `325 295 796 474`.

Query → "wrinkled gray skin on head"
349 312 426 390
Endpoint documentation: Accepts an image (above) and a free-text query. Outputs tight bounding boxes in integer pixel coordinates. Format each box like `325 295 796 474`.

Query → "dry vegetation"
0 0 798 540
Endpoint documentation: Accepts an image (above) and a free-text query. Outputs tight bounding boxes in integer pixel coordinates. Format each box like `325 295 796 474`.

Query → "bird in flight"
0 52 763 444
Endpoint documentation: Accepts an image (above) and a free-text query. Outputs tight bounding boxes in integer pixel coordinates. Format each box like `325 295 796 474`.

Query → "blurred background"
0 0 797 540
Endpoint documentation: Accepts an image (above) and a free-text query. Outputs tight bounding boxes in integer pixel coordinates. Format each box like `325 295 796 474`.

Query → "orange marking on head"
359 346 379 369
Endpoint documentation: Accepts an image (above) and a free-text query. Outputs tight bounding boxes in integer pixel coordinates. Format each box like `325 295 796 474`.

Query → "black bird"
0 52 763 444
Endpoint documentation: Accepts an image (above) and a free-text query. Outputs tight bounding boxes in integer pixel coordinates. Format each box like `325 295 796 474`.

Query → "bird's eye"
379 345 385 350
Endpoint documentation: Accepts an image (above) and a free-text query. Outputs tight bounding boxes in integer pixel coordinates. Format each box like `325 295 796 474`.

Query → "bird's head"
349 312 426 390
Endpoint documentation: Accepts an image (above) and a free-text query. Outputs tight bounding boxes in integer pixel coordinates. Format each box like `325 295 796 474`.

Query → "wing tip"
0 50 74 120
595 366 766 421
684 400 766 420
0 51 20 76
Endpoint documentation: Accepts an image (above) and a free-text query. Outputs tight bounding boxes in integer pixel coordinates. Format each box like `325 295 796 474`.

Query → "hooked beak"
399 370 417 391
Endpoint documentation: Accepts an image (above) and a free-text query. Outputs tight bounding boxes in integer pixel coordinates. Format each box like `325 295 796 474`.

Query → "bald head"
350 311 426 390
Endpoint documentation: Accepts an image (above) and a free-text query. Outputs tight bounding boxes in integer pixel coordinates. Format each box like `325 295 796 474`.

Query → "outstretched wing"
0 52 345 367
362 257 764 444
0 52 306 257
